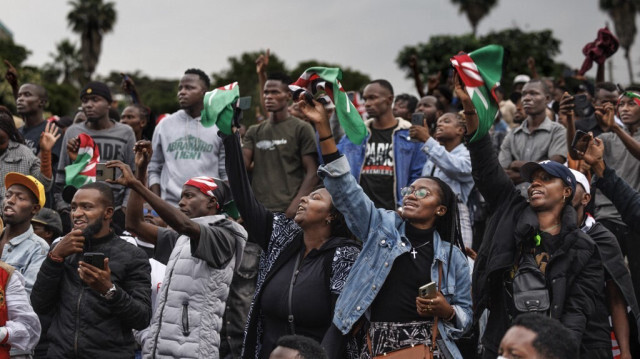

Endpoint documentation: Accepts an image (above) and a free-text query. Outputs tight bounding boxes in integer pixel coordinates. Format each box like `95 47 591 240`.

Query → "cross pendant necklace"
409 240 431 259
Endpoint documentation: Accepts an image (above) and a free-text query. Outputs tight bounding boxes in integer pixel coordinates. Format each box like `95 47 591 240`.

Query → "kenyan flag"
65 133 100 188
201 82 239 135
450 44 504 143
290 67 367 145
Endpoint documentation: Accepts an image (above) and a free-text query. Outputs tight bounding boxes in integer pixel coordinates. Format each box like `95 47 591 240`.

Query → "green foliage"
0 39 32 110
450 0 499 35
67 0 117 81
396 28 566 94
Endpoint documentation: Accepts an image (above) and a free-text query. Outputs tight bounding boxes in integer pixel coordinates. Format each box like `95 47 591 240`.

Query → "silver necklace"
410 240 431 259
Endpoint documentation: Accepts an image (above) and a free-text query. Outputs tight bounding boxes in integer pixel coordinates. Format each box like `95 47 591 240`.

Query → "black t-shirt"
371 225 434 322
259 241 333 358
19 120 63 160
360 125 396 210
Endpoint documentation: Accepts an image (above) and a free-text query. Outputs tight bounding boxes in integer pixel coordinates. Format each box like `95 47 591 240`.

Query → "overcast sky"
3 0 640 95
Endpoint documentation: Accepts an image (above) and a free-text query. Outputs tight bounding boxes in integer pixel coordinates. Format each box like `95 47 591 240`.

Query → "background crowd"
1 7 640 359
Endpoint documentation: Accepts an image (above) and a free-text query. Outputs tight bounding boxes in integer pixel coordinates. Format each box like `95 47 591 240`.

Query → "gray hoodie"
148 110 227 206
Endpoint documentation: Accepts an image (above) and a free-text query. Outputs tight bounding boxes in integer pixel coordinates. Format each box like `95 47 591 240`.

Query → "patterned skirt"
360 320 442 358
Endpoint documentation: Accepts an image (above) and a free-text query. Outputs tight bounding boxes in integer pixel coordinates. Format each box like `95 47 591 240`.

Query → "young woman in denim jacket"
297 98 472 358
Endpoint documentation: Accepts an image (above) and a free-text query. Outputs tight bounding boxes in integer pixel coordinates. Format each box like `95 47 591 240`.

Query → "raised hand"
408 54 418 70
3 60 18 87
427 72 441 92
256 49 270 74
295 95 329 128
106 160 137 188
67 136 80 162
120 72 136 95
39 121 61 152
454 73 477 134
133 140 153 170
409 119 430 142
51 229 85 258
558 92 574 127
595 102 616 132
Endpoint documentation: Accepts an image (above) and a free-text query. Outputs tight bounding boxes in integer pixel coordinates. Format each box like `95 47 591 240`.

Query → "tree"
67 0 117 82
43 39 82 86
450 0 499 37
397 28 566 95
0 39 31 110
290 61 371 92
600 0 640 83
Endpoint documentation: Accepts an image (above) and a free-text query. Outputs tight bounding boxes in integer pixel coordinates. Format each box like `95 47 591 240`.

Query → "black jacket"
31 231 152 359
595 165 640 233
469 135 604 354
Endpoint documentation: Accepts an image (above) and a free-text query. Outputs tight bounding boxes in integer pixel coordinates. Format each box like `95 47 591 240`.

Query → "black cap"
80 81 113 103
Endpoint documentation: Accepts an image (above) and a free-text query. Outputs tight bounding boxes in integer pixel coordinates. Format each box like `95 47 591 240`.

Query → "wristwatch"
101 284 117 300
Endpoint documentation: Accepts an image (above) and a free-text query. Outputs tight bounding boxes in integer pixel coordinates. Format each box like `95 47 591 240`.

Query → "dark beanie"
80 81 113 103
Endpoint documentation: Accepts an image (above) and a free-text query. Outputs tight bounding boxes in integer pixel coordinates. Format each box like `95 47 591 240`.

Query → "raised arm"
3 60 19 100
119 141 159 245
256 49 269 115
222 131 274 251
456 74 517 211
297 97 383 241
409 55 426 98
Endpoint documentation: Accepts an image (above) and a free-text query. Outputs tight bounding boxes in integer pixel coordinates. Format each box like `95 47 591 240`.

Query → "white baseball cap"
569 169 590 194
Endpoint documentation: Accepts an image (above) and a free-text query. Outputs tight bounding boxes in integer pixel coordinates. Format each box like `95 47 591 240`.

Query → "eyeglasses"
400 186 432 199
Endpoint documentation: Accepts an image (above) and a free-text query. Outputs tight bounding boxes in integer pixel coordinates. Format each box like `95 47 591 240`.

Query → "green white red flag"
290 67 367 145
201 82 240 135
65 133 100 188
450 44 504 143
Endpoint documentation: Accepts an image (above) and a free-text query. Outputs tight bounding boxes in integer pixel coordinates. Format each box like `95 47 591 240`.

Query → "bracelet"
445 307 456 321
48 252 64 263
319 134 333 142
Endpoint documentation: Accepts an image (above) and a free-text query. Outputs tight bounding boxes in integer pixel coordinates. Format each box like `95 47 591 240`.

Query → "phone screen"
411 113 425 126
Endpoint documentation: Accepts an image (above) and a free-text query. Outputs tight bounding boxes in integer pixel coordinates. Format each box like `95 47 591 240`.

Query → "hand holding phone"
419 282 437 298
96 163 116 182
82 252 105 270
571 130 591 154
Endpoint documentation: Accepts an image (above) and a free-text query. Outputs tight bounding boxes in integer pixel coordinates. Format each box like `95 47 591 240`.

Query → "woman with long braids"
0 106 58 204
296 98 472 358
220 129 361 359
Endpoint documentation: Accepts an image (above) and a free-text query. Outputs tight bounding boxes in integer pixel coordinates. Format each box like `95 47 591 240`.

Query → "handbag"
512 251 550 313
367 262 445 359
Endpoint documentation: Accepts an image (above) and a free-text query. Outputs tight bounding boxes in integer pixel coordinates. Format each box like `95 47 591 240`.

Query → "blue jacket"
319 155 472 358
336 118 426 208
420 138 474 204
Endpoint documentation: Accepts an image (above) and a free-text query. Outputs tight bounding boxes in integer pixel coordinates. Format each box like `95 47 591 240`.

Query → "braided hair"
0 106 24 144
312 185 355 240
419 176 466 261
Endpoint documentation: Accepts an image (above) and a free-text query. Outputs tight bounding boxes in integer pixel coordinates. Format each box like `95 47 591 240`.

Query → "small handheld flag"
201 82 240 135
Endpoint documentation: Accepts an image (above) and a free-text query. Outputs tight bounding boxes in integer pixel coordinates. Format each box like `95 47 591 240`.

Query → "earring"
326 219 331 225
562 195 567 202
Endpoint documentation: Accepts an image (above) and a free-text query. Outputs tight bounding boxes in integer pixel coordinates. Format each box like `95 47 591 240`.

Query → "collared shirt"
421 138 474 204
0 141 53 205
4 271 41 354
0 226 49 295
498 117 567 168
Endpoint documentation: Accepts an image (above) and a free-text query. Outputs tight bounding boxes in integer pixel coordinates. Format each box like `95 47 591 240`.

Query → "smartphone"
573 94 594 118
83 252 105 270
96 163 116 182
571 129 590 153
411 112 425 127
419 282 437 298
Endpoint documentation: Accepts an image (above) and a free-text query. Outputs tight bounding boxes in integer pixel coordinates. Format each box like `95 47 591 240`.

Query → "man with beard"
148 69 227 207
415 95 444 133
54 82 137 232
31 181 151 359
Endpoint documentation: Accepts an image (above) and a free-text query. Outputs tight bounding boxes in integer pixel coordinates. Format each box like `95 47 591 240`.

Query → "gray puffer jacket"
143 215 247 358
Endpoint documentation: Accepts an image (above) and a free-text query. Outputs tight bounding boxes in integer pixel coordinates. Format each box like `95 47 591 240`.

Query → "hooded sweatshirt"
148 110 227 206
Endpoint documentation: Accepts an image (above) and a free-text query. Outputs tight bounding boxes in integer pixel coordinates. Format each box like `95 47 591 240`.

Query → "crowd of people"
0 45 640 359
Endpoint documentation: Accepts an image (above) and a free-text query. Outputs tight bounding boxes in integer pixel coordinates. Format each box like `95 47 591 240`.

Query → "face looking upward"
294 188 333 227
401 178 447 228
527 169 572 211
617 96 640 128
434 113 464 142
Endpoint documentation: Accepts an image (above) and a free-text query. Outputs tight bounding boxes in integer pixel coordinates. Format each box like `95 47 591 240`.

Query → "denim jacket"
336 118 426 208
319 156 472 358
421 138 474 205
0 225 49 295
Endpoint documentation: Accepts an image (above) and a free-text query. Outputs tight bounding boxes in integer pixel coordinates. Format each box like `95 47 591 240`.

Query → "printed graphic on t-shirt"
256 139 288 151
166 135 214 160
362 142 394 176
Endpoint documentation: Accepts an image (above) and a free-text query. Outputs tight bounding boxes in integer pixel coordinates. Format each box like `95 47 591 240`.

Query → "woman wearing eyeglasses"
296 98 472 358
